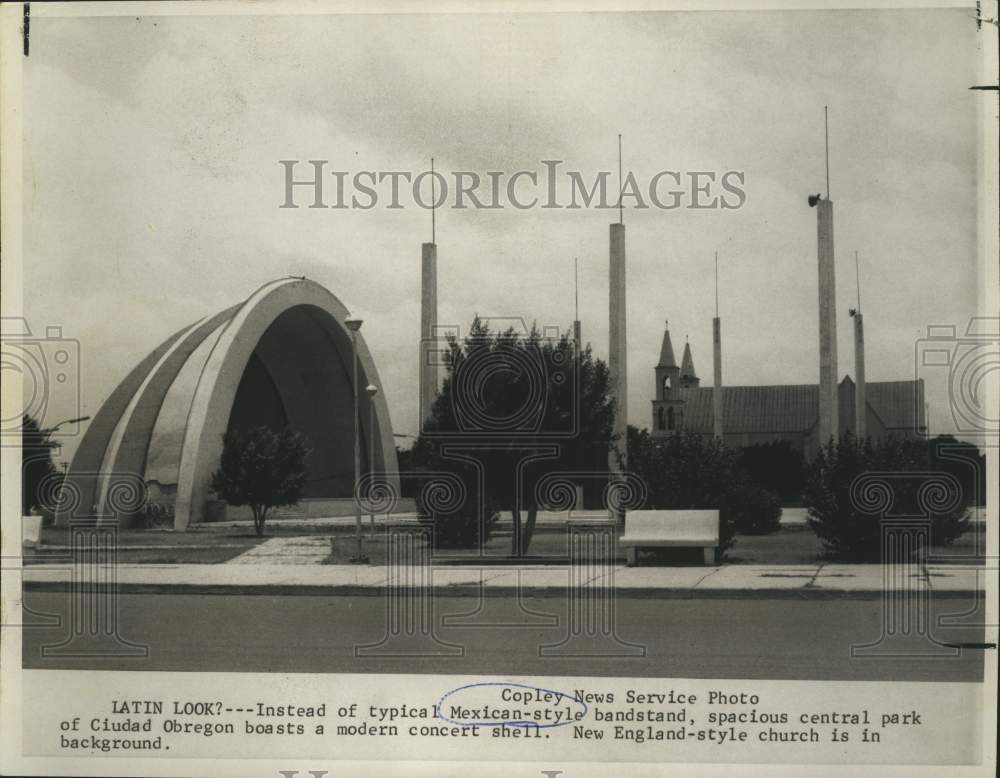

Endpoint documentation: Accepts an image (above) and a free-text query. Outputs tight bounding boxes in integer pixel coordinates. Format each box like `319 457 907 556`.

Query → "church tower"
651 321 685 437
679 339 700 388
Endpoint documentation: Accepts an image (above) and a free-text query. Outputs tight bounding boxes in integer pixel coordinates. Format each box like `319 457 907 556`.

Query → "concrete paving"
185 505 987 532
227 535 331 565
19 560 987 598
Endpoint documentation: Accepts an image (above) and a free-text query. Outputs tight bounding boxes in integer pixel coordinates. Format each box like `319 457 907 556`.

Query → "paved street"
22 591 986 681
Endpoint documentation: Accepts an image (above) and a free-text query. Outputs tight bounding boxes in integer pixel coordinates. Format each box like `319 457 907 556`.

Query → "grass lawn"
323 523 987 566
724 524 985 565
23 520 986 567
22 524 266 565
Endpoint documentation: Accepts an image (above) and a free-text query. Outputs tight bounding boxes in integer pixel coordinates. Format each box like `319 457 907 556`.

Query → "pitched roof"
680 341 697 379
678 378 924 435
866 380 925 429
657 326 677 368
679 384 818 433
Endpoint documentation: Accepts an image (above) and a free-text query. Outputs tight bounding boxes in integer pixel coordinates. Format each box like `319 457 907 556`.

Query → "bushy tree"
928 435 986 507
737 440 805 505
626 428 742 554
804 434 970 561
22 414 58 514
413 318 616 555
728 484 783 535
210 426 309 536
415 474 502 549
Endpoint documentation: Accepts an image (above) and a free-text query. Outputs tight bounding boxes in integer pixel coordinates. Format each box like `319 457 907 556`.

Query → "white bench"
619 510 720 566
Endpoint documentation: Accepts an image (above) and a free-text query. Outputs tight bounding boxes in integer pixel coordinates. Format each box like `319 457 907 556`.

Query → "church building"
649 322 926 458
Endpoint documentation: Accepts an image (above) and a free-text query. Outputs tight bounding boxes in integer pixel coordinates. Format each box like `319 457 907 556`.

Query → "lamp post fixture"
40 415 91 441
37 416 92 460
365 384 378 536
344 317 368 564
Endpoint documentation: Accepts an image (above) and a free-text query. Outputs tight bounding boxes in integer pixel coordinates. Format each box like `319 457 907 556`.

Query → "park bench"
619 510 720 566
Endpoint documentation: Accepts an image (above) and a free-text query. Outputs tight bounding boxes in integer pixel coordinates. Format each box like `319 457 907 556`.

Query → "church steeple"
680 339 700 388
651 320 685 437
657 320 677 368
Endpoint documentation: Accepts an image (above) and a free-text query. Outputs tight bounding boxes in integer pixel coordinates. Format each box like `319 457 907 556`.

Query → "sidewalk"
194 510 802 531
19 561 987 599
187 505 987 532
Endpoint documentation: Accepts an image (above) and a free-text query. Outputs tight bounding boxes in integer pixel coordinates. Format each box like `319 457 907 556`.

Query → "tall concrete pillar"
609 224 627 477
853 311 866 439
712 316 723 439
573 257 582 354
816 199 838 444
419 242 438 426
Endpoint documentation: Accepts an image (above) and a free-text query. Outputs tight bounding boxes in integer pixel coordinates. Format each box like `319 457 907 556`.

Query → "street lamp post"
366 384 378 536
344 317 368 564
40 415 91 439
38 416 91 477
44 415 91 431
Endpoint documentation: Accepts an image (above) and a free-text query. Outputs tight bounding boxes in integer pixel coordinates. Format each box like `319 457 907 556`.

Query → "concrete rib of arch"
61 278 400 530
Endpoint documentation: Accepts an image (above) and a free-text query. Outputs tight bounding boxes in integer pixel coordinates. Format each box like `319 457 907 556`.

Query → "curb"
21 580 985 600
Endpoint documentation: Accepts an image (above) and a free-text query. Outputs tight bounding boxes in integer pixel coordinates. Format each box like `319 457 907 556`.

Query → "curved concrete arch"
57 323 190 525
173 278 399 529
96 305 242 520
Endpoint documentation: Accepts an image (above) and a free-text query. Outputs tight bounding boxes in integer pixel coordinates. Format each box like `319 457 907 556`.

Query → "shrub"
737 440 805 505
928 435 987 507
727 484 783 535
22 414 58 514
427 502 501 550
412 468 500 550
627 428 739 556
804 434 970 561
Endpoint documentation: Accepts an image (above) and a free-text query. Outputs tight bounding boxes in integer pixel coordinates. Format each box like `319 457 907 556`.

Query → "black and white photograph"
1 1 996 775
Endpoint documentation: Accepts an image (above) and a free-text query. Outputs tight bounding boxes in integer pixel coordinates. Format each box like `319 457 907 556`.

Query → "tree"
210 426 309 536
803 434 970 561
626 427 741 554
736 440 805 505
413 318 616 556
22 414 58 514
727 484 783 535
927 435 986 507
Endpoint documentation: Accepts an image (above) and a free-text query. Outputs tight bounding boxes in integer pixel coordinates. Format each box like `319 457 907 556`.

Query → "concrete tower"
419 159 440 426
419 242 438 425
608 134 628 485
609 222 627 470
814 108 838 444
712 318 723 439
713 251 723 439
851 251 866 439
852 309 866 439
816 198 838 443
570 257 585 511
573 257 582 354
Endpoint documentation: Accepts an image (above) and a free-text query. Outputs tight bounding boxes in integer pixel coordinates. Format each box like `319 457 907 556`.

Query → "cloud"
21 8 979 458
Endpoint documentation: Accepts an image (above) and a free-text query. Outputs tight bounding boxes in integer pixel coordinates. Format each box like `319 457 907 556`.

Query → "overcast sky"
20 6 983 460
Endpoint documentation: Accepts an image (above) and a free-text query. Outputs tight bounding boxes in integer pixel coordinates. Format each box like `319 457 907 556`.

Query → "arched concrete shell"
60 278 400 529
95 305 241 520
56 325 188 523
